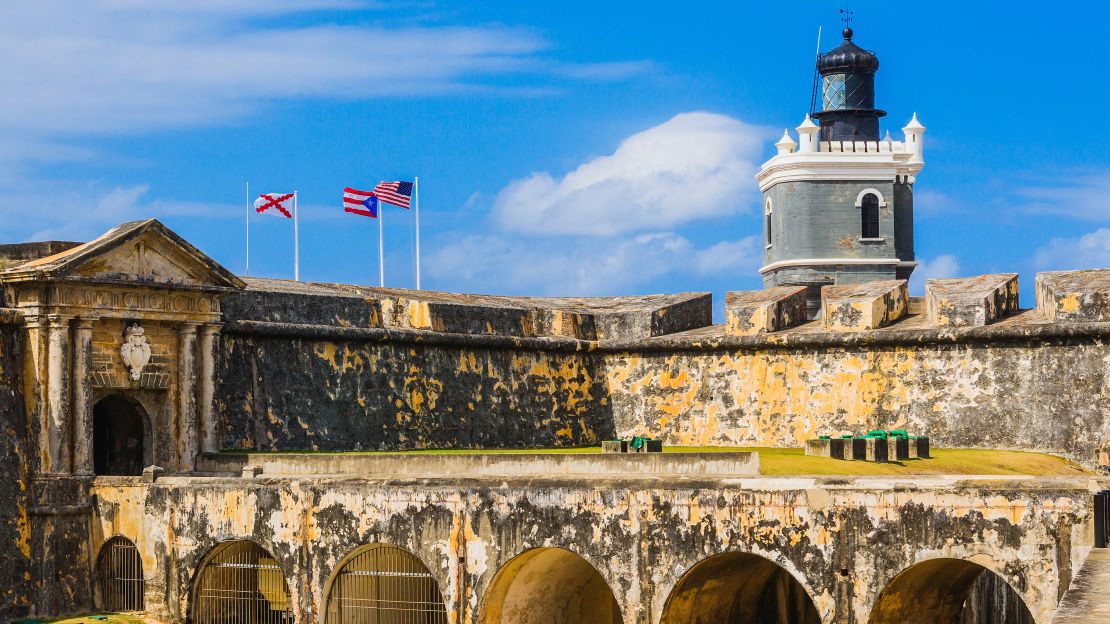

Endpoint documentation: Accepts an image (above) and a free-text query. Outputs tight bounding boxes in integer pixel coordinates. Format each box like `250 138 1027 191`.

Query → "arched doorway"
96 536 144 611
868 558 1035 624
659 552 820 624
479 547 622 624
93 394 148 476
192 540 293 624
324 543 448 624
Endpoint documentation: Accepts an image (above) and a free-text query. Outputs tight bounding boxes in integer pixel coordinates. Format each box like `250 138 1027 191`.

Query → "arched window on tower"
765 199 773 246
861 193 880 238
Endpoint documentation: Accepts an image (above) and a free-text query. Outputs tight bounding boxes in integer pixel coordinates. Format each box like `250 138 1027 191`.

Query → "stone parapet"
725 286 808 336
926 273 1019 327
1036 269 1110 322
821 280 908 331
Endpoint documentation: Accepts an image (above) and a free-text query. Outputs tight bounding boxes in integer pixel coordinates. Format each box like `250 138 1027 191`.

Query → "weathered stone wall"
0 320 33 619
88 471 1094 624
215 315 1110 467
602 326 1110 465
214 328 613 451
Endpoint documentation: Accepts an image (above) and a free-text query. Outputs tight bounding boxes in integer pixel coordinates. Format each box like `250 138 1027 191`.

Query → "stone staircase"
1053 549 1110 623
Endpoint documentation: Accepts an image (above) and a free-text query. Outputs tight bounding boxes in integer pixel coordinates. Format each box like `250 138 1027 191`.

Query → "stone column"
197 323 222 454
177 322 199 473
22 316 47 474
45 314 74 474
72 317 95 475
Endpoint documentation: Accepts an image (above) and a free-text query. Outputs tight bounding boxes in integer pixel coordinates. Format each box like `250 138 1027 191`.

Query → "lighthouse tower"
756 26 925 316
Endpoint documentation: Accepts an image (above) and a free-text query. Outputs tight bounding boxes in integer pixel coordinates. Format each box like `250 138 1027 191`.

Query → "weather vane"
840 8 854 27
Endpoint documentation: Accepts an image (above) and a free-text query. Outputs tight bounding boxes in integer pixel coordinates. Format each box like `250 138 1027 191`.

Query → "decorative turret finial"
840 8 854 40
775 129 798 155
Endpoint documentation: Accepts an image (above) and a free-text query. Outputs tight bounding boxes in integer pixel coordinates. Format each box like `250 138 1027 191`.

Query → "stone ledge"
821 280 908 331
1037 269 1110 322
926 273 1019 327
198 451 761 479
725 286 808 336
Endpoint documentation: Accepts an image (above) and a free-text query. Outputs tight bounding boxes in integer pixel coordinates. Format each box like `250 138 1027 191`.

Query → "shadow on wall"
869 558 1035 624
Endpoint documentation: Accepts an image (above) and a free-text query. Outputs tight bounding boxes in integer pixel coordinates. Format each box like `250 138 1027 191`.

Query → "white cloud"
425 232 761 296
1034 228 1110 270
0 2 648 137
0 184 232 242
490 112 769 237
0 2 650 242
908 254 960 295
1017 173 1110 221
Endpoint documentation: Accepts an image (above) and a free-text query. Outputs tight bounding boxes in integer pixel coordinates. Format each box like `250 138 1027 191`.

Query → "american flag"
343 187 378 218
373 180 413 209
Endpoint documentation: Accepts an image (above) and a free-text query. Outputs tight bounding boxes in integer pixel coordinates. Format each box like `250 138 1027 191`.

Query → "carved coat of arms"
120 323 152 381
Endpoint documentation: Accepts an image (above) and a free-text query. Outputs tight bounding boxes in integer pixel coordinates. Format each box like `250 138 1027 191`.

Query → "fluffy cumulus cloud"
491 112 769 236
1034 228 1110 270
425 112 768 296
908 254 960 295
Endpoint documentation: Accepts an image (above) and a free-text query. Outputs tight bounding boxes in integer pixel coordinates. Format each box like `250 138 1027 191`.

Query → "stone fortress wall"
217 272 1110 468
1 221 1109 622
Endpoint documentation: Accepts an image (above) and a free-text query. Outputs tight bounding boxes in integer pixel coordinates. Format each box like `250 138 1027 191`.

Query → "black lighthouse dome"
812 28 886 141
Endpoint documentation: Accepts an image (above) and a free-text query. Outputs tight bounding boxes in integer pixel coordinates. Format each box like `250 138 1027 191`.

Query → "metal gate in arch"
325 543 449 624
97 536 144 611
193 540 293 624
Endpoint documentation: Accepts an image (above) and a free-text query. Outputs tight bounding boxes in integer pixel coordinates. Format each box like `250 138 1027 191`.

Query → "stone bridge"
85 453 1097 624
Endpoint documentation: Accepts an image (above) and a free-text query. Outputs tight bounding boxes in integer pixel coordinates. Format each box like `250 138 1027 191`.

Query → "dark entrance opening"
660 552 821 624
93 395 148 476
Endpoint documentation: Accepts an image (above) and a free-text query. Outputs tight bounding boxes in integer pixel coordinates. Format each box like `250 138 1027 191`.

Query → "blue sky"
2 1 1109 315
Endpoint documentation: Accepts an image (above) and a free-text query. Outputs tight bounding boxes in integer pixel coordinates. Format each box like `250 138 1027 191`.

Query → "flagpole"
378 200 385 287
414 176 421 290
293 190 300 281
245 181 250 275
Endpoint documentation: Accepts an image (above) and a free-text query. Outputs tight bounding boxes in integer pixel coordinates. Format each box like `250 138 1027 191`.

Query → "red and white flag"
254 193 294 218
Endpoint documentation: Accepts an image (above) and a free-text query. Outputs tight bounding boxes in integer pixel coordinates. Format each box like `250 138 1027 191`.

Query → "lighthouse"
756 26 925 317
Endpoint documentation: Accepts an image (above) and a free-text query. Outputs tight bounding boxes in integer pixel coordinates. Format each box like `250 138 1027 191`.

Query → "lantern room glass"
822 74 847 110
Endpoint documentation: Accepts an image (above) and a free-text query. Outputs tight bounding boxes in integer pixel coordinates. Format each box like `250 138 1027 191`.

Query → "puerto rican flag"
254 193 294 218
343 187 378 218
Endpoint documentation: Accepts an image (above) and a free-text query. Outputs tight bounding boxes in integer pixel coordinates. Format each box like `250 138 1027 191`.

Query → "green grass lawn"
224 446 1090 477
42 614 149 624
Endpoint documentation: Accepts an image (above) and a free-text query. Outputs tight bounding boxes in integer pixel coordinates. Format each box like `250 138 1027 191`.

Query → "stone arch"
867 558 1035 624
93 393 152 475
323 542 449 624
659 551 821 624
478 547 623 624
95 535 144 611
190 539 294 624
854 187 888 208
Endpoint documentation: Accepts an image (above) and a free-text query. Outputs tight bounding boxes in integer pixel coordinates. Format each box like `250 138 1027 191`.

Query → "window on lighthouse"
765 199 773 246
822 74 847 110
861 193 880 238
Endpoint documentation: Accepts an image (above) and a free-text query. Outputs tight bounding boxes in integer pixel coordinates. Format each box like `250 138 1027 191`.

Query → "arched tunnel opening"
479 547 622 624
660 552 821 624
868 558 1036 624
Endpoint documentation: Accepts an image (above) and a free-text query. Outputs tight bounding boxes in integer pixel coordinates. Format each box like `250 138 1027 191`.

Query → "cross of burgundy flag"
254 193 294 218
343 187 378 217
372 180 413 209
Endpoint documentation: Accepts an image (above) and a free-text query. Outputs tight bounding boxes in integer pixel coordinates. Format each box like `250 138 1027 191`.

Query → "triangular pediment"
1 219 245 289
